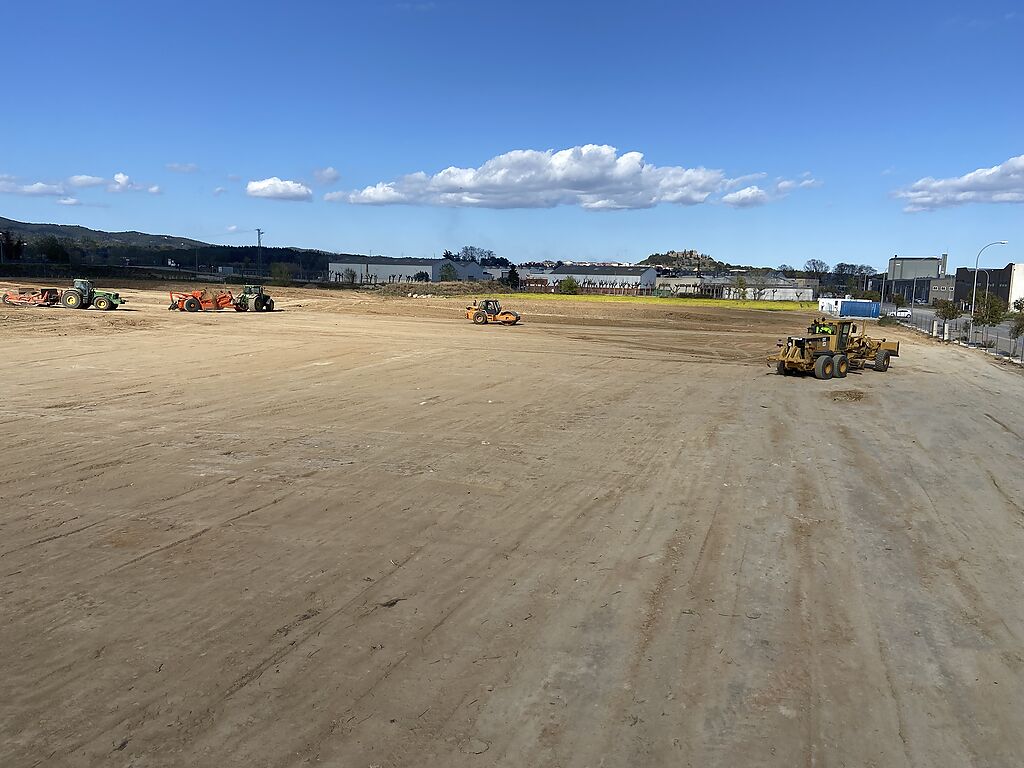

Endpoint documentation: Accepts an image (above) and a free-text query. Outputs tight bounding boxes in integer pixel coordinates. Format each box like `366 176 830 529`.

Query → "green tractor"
61 279 126 311
233 285 275 312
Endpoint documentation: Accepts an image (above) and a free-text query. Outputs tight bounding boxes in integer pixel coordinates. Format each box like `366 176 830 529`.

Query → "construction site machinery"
768 317 900 380
2 280 124 310
2 287 61 307
60 279 125 310
168 288 239 312
233 285 275 312
466 299 520 325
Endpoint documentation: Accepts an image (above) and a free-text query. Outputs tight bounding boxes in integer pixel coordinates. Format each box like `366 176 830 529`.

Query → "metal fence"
900 309 1024 365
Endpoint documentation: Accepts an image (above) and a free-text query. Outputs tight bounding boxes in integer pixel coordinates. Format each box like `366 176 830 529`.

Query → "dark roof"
551 265 652 276
327 254 445 266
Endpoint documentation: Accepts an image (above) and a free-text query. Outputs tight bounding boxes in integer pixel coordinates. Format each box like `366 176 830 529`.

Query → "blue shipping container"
839 300 880 318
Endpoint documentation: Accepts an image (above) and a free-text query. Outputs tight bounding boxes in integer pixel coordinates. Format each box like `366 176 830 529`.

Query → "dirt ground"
2 283 1023 768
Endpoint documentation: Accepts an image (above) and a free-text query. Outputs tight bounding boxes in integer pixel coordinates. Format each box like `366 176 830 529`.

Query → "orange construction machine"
169 288 239 312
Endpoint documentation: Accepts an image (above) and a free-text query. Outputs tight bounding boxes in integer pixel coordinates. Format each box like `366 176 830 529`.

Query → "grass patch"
516 293 816 311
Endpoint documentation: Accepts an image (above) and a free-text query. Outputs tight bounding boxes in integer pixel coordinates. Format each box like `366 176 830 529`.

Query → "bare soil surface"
2 284 1023 767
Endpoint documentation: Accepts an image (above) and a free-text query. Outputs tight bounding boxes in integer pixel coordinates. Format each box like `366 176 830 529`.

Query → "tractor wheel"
813 355 834 380
833 354 849 378
874 350 890 372
184 297 202 313
62 290 82 309
472 310 487 325
776 361 788 376
94 296 112 311
264 298 274 312
253 296 266 312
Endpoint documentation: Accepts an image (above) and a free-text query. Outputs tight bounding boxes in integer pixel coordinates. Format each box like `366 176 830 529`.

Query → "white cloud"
246 177 313 201
775 174 821 193
148 185 161 194
68 174 106 188
721 185 768 208
57 197 81 206
723 172 767 191
0 176 66 196
314 166 340 185
166 162 199 173
894 154 1024 212
18 181 66 196
339 145 818 210
109 172 141 192
226 224 238 233
213 186 227 196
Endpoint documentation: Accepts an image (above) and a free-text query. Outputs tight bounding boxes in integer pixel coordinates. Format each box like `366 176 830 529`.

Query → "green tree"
804 259 830 277
270 261 295 281
973 292 1007 329
413 271 430 282
506 265 520 290
1009 299 1024 351
439 262 459 281
934 299 961 322
37 235 70 263
558 276 580 295
892 294 907 309
1 230 25 261
730 275 748 299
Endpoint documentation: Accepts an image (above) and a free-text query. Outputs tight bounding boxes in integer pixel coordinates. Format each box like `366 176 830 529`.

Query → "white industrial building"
659 275 814 300
542 265 657 287
327 255 487 284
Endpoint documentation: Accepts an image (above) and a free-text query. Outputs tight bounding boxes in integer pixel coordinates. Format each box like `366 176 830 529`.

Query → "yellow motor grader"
768 318 899 379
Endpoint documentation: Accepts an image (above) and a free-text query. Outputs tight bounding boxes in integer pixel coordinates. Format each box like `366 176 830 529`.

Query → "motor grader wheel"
874 350 891 372
833 354 849 378
813 355 834 380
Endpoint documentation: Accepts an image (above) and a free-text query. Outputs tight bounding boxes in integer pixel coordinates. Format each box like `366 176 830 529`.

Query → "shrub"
558 277 580 295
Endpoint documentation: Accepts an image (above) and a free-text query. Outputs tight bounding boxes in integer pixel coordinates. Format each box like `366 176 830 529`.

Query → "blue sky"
2 0 1022 270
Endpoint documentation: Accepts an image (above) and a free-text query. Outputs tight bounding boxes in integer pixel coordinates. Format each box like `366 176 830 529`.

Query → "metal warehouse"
327 255 487 284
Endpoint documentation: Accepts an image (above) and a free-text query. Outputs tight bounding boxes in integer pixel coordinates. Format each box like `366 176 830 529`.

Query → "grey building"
886 254 948 304
327 255 487 284
928 277 955 304
888 255 947 280
546 265 657 287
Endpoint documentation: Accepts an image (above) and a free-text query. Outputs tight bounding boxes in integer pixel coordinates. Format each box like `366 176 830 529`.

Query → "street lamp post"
970 241 1008 341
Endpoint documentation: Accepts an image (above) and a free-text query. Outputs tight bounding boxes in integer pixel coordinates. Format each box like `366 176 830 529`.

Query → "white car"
887 308 912 319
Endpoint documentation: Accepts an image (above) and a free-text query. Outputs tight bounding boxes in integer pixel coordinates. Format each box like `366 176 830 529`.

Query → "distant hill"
0 216 207 249
0 215 337 277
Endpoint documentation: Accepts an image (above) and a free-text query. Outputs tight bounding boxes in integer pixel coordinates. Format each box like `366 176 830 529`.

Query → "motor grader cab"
768 317 899 380
467 299 520 325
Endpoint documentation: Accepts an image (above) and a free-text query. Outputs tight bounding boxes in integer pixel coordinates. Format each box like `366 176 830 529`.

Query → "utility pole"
256 228 264 277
